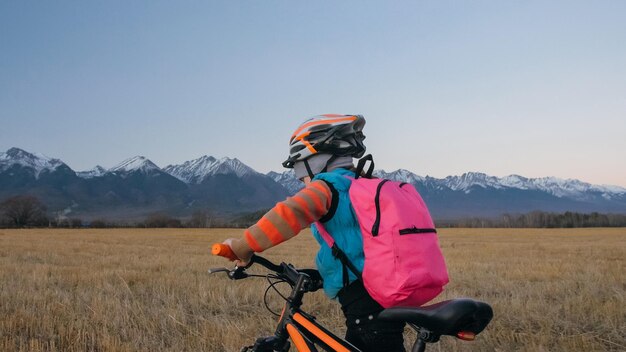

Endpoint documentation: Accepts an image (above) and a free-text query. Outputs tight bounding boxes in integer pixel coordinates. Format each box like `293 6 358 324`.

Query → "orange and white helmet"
282 114 366 168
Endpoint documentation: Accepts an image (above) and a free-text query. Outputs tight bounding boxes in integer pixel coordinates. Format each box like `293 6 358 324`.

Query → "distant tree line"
2 195 625 229
447 211 626 228
0 195 262 228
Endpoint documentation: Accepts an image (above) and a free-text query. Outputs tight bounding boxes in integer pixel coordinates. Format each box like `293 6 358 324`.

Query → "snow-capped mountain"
164 156 257 183
267 170 304 194
1 147 624 220
438 172 626 200
289 167 625 200
377 170 626 200
164 156 217 183
73 155 259 182
374 169 425 184
74 156 167 179
76 166 107 179
271 168 626 204
441 172 504 192
109 156 161 174
0 148 288 219
0 147 67 179
518 176 626 200
209 157 257 178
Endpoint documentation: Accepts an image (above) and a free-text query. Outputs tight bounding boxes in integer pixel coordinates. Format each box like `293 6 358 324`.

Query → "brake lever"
229 266 248 280
208 267 230 274
207 265 249 280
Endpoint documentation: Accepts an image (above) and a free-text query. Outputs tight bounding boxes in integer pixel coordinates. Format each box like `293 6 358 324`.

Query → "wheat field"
0 228 624 352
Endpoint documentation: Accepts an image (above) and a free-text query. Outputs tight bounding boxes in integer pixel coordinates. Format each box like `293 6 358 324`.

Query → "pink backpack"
316 155 449 308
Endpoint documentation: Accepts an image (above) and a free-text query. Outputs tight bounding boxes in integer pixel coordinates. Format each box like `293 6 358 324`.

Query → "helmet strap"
303 159 315 179
321 154 339 173
354 154 374 179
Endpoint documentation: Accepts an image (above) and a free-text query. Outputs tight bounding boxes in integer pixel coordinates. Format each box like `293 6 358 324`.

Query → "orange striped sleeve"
257 217 285 245
275 202 300 234
301 188 325 215
244 229 263 252
237 180 334 253
289 195 315 223
309 181 332 208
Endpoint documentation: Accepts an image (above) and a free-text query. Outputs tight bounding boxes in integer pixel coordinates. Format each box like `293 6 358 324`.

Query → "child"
222 114 406 352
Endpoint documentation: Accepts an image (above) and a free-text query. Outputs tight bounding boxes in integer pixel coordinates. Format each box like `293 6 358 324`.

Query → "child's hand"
222 238 253 267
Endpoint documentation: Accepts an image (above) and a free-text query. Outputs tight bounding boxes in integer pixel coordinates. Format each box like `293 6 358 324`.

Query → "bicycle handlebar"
210 243 323 291
211 243 283 272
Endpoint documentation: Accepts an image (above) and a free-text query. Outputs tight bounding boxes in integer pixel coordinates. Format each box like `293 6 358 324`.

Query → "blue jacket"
311 168 364 298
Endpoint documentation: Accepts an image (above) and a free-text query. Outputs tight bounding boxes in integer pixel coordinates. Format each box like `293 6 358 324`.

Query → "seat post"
409 326 439 352
411 339 426 352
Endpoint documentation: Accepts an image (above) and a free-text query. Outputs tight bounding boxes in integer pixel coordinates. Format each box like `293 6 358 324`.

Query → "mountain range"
1 147 625 221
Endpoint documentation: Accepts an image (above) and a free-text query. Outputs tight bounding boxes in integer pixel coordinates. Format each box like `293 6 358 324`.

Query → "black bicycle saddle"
377 298 493 336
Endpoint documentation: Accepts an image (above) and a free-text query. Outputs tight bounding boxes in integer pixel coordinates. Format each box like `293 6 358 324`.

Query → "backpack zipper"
399 227 437 235
371 180 389 236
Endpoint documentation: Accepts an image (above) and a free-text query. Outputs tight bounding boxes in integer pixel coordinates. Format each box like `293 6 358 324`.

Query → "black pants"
337 280 405 352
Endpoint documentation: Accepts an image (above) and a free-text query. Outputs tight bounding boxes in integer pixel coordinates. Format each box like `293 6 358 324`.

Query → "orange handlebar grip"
456 331 476 341
211 243 238 261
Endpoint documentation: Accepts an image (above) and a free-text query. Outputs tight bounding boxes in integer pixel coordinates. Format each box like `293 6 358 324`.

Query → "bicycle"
210 243 493 352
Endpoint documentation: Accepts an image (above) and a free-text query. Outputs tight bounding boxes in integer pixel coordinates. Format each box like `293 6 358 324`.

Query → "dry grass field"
0 228 624 352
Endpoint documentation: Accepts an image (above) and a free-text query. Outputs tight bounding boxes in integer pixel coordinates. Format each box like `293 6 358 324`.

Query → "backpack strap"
354 154 374 179
315 220 335 248
315 221 362 287
317 180 339 223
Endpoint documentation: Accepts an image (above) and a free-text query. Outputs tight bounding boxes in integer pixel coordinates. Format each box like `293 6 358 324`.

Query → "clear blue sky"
1 1 625 186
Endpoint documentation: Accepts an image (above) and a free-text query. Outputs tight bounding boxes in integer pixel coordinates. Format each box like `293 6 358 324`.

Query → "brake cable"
263 274 292 316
